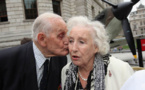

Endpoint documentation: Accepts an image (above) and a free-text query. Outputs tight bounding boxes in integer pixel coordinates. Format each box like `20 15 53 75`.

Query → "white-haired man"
0 12 68 90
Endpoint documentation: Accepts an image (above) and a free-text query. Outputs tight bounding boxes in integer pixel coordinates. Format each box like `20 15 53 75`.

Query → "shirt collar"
33 42 50 69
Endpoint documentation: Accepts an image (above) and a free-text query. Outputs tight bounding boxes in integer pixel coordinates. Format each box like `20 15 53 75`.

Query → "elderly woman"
61 16 134 90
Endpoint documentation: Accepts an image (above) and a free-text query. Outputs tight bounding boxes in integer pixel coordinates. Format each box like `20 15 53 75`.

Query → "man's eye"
59 34 64 38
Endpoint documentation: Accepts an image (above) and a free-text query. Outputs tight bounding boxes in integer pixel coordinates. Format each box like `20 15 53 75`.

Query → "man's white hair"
67 16 110 55
32 12 62 40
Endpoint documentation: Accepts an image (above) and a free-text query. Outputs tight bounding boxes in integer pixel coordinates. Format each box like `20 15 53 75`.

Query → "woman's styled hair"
67 16 110 55
32 12 63 40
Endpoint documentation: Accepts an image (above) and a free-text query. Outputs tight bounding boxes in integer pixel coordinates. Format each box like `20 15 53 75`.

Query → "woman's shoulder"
109 55 129 65
62 62 71 72
108 55 134 72
103 55 129 69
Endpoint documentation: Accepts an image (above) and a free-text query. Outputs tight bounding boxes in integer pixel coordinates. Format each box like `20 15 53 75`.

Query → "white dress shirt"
33 42 50 90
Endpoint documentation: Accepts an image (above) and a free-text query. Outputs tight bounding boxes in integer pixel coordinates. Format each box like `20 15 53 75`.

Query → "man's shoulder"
1 41 31 52
0 46 21 58
0 42 32 59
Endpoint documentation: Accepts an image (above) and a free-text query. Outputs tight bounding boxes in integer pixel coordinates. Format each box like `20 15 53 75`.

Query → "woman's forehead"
71 26 92 34
69 27 93 39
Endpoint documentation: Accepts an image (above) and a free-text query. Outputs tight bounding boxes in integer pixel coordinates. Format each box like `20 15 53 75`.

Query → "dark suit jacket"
0 42 67 90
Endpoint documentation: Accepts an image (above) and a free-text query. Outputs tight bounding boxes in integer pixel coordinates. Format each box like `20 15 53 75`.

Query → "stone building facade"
0 0 123 49
129 4 145 36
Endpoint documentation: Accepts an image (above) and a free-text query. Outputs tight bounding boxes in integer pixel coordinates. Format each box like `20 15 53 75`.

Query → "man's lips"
64 47 68 51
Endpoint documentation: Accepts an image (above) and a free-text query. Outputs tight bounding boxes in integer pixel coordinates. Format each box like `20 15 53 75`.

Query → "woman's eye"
80 41 84 44
69 40 73 43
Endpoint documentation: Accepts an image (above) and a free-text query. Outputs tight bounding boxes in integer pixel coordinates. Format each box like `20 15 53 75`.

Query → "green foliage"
122 45 129 49
122 42 137 50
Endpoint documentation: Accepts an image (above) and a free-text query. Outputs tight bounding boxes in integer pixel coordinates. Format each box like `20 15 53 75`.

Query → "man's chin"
51 51 69 57
60 51 69 56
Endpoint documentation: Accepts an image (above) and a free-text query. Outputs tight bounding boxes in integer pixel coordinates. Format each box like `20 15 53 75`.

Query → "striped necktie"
40 59 49 90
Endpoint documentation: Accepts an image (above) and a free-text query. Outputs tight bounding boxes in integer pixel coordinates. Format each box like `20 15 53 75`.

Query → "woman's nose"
63 36 68 45
72 42 78 52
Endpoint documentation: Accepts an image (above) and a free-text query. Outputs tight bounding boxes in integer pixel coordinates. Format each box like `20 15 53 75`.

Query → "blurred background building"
129 4 145 36
0 0 123 49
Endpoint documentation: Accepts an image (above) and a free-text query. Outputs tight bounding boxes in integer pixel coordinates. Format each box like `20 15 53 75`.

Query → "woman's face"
69 26 98 67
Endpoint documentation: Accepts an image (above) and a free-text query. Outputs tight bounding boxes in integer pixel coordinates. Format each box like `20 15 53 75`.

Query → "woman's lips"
71 55 80 60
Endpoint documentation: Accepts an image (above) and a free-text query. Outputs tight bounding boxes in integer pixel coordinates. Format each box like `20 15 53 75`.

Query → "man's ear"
37 32 47 47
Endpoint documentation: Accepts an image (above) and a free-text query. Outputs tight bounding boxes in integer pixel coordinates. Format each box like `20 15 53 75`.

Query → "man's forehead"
51 26 67 35
49 18 64 23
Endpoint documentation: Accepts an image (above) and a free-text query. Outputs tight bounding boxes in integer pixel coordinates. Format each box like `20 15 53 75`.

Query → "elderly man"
0 12 68 90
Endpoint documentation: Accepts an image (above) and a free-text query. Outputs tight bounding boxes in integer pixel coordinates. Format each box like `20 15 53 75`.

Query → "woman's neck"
79 58 94 75
78 64 93 79
78 65 93 89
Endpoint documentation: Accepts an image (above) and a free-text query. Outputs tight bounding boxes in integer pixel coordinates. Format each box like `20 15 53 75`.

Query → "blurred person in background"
121 70 145 90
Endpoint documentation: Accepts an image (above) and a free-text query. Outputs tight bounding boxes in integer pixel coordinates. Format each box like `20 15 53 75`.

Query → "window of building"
98 11 100 14
23 0 38 19
52 0 61 16
141 28 143 34
140 21 142 25
0 0 8 22
133 25 136 30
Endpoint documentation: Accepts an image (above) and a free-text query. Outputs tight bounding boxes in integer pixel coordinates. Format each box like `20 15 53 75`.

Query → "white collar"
33 42 50 69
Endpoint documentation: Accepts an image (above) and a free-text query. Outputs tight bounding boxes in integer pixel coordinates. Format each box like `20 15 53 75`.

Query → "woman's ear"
37 32 47 47
94 45 98 53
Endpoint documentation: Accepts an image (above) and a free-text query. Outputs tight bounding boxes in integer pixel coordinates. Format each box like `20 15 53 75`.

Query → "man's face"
45 19 69 57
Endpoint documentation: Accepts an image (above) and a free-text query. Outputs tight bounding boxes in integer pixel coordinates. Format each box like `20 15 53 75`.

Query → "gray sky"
124 0 145 12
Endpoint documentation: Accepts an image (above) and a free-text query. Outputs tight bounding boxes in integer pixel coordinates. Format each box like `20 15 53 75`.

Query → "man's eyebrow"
56 30 63 35
58 29 66 33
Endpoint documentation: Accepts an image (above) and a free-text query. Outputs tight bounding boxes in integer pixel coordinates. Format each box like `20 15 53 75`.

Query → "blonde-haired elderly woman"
61 16 134 90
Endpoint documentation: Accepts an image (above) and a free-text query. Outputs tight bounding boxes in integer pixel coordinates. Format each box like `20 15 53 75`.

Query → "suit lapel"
23 42 38 90
47 57 62 89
